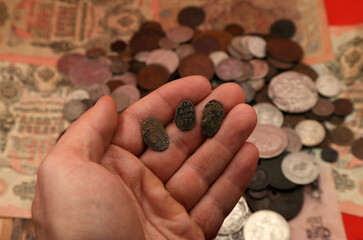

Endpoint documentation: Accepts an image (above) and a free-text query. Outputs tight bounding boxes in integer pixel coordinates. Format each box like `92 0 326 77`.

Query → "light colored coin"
250 59 269 79
243 210 290 240
235 61 254 82
113 85 140 105
66 89 90 102
110 92 130 112
228 36 253 60
165 25 194 43
281 127 302 153
268 71 318 113
295 119 326 147
281 152 319 185
247 36 266 58
253 103 284 127
247 124 288 159
209 51 229 67
216 58 244 81
146 49 180 74
238 82 255 104
112 72 138 86
63 100 87 122
315 74 342 97
175 44 195 60
134 51 150 62
246 78 265 92
86 83 111 102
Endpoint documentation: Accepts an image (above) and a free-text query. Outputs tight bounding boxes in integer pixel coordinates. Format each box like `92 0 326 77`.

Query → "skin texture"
31 76 259 240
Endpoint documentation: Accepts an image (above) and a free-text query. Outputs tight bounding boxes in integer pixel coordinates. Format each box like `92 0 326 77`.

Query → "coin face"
321 147 339 163
216 58 244 81
243 210 290 240
281 152 319 185
250 59 269 79
209 51 229 67
316 74 342 97
253 103 284 127
146 49 179 74
86 83 110 102
174 100 196 131
270 19 296 39
295 120 326 147
247 36 266 58
281 127 302 153
137 64 169 90
247 188 269 200
351 138 363 160
330 126 354 146
333 98 354 116
178 6 205 27
268 71 318 113
201 99 224 137
247 166 270 191
178 53 215 80
267 38 303 62
247 124 288 159
311 98 334 117
141 118 169 151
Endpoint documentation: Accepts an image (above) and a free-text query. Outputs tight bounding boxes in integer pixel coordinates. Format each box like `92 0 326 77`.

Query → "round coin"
281 127 302 153
247 36 266 58
66 89 90 102
110 92 130 113
224 23 244 36
146 49 179 74
141 118 169 151
113 85 140 105
158 37 179 50
270 19 296 39
267 38 303 62
63 100 87 122
110 40 127 53
192 35 221 56
215 58 244 81
246 78 265 92
243 210 290 240
178 53 215 80
165 26 194 43
253 103 284 127
175 44 195 60
86 83 110 102
311 98 335 117
247 188 269 200
292 63 319 81
237 82 255 104
330 126 354 146
333 98 354 116
321 147 339 163
351 138 363 160
295 120 326 147
178 6 205 27
137 64 169 90
250 59 269 80
209 51 229 67
248 166 271 191
57 53 85 75
112 72 137 86
316 74 342 97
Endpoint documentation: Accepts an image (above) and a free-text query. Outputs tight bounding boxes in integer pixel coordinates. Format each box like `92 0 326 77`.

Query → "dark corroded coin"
270 19 296 39
248 166 271 191
351 138 363 160
247 188 269 200
178 6 205 27
333 98 354 116
175 100 196 131
110 40 127 53
141 118 169 151
321 147 338 163
331 126 354 146
201 100 224 137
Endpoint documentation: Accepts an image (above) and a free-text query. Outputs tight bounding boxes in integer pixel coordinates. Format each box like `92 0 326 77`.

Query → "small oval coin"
175 100 196 131
243 210 290 240
316 74 342 97
281 152 319 185
295 120 326 147
141 118 169 151
253 103 284 127
201 100 224 137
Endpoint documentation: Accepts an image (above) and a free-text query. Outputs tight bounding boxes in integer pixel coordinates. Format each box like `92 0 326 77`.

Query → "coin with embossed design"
201 100 224 137
141 118 169 151
295 120 325 147
175 100 196 131
253 103 284 127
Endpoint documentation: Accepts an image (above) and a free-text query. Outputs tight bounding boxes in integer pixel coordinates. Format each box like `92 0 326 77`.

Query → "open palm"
31 76 258 240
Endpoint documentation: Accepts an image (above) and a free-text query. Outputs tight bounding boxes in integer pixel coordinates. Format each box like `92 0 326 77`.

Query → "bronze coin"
141 118 169 151
175 100 196 131
158 37 179 50
197 30 234 52
224 23 244 36
146 49 180 74
331 126 354 146
267 38 303 62
201 99 224 137
311 98 335 117
292 63 318 81
192 35 221 55
106 80 124 92
110 40 127 53
137 64 169 90
85 48 106 58
333 98 354 116
118 50 133 62
267 56 295 70
270 19 296 39
130 30 165 54
178 6 205 27
282 113 306 128
328 115 346 126
351 138 363 160
178 53 215 80
321 147 338 163
139 21 164 33
254 86 273 104
248 166 271 191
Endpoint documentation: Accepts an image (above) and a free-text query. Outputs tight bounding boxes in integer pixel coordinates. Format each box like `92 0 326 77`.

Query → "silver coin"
295 119 326 147
281 152 319 185
229 36 253 60
134 51 150 62
249 59 269 80
235 62 254 83
268 71 318 113
63 100 87 122
281 127 302 153
215 230 244 240
209 51 230 67
110 92 130 113
86 83 110 102
175 44 195 60
238 82 255 104
246 78 265 92
253 103 284 127
247 36 266 58
66 89 90 102
315 74 342 97
243 210 290 240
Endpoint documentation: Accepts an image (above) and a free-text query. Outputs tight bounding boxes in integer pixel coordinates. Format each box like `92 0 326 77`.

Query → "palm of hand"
32 76 258 240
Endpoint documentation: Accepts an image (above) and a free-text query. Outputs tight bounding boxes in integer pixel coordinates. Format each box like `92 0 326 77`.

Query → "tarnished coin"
86 83 111 102
137 64 169 90
57 53 85 75
351 138 363 160
110 40 127 53
237 82 255 104
270 19 296 39
295 119 326 147
110 92 130 113
267 38 303 62
63 100 87 122
292 63 319 81
330 126 354 146
113 85 140 105
249 59 269 80
243 210 290 240
209 51 229 67
316 74 342 97
224 23 244 36
253 103 284 127
192 35 221 56
175 100 196 131
216 58 244 81
141 118 169 151
268 71 318 113
201 100 224 137
178 6 205 27
281 152 319 185
311 98 334 117
247 36 266 58
66 89 90 102
247 188 269 200
248 166 270 191
146 49 179 74
247 124 288 159
166 26 194 43
333 98 354 116
281 127 302 153
175 44 195 60
321 147 338 163
178 53 215 80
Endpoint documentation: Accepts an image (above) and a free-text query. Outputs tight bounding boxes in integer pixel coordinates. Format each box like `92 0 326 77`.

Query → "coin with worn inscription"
141 118 169 151
268 71 318 113
253 103 284 127
201 100 224 137
175 100 196 131
330 126 354 146
247 124 288 159
63 100 87 122
248 166 270 191
321 147 338 163
281 152 319 185
243 210 290 240
351 138 363 160
295 119 325 147
316 74 342 97
333 98 354 116
216 58 244 81
281 127 302 153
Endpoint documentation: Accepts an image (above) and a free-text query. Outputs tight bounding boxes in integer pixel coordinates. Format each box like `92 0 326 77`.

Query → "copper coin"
139 21 164 33
85 48 106 58
106 80 124 92
158 37 179 50
118 50 133 62
316 74 342 97
311 98 334 117
134 51 150 62
267 56 295 70
247 124 288 159
281 127 302 153
178 6 205 27
175 44 195 60
57 53 86 75
250 59 269 79
292 63 318 81
111 72 137 86
146 49 179 74
129 31 163 54
178 53 215 80
175 100 196 131
282 113 306 128
215 58 244 81
192 35 221 55
321 147 338 163
224 23 244 36
137 64 169 90
141 118 169 151
197 30 233 52
113 85 140 105
328 115 346 125
351 138 363 160
267 38 303 62
110 40 127 53
295 119 326 147
110 92 130 113
333 98 354 116
254 86 273 104
270 19 296 39
237 82 255 104
201 99 224 137
166 26 194 43
330 126 354 146
129 60 146 73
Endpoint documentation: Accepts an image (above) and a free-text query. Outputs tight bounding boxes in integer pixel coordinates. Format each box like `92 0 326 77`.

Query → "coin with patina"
295 119 325 147
330 126 354 146
201 100 224 137
333 98 354 116
192 35 221 56
178 53 215 80
248 166 270 191
321 147 338 163
243 210 290 240
268 71 318 113
141 118 169 151
253 103 284 127
351 138 363 160
316 74 342 97
175 100 196 131
247 124 288 159
281 127 302 153
281 152 319 185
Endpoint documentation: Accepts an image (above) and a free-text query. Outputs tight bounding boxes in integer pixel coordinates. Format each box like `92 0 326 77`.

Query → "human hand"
31 76 258 240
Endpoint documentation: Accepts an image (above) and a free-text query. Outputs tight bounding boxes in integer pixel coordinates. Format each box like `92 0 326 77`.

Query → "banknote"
0 61 71 218
158 0 333 64
0 218 36 240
